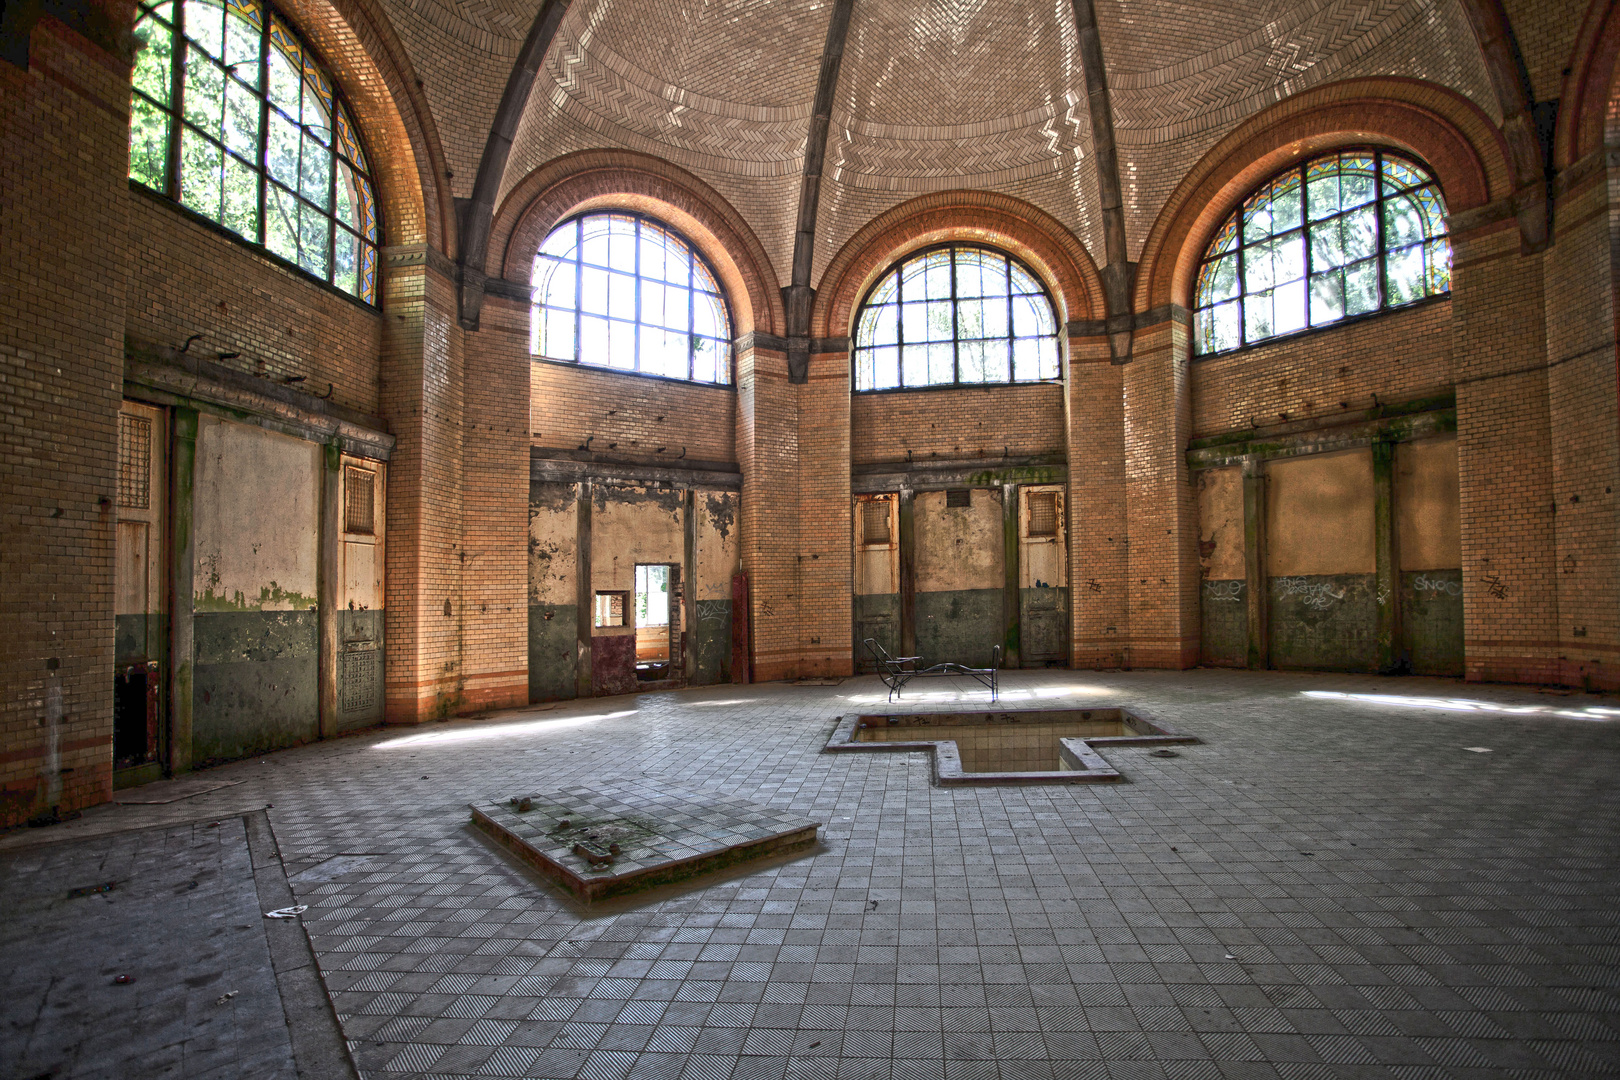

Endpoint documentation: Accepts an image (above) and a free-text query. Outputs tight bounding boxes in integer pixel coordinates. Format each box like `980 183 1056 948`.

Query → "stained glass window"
130 0 379 305
531 213 733 385
1193 150 1450 355
852 245 1061 391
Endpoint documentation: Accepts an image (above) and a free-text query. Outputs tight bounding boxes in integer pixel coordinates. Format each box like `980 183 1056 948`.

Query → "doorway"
635 564 682 681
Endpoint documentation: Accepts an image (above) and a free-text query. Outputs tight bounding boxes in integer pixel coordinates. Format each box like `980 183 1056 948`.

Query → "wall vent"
341 648 379 713
118 414 151 510
1028 491 1058 536
945 489 971 509
345 467 375 534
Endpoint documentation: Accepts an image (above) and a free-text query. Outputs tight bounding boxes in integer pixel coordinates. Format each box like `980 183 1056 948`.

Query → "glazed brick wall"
379 256 467 721
0 18 131 826
457 296 531 711
1124 319 1201 669
124 191 384 416
1544 161 1620 688
1190 301 1454 438
849 382 1066 465
529 352 738 465
798 351 855 676
1452 221 1560 685
1067 339 1129 668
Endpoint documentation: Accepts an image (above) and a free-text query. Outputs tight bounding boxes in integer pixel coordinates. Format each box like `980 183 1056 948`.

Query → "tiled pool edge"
823 708 1199 785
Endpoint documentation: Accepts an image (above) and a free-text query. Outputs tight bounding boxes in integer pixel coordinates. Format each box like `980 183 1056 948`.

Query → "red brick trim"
1556 0 1620 168
1134 78 1511 313
812 191 1104 339
490 150 784 337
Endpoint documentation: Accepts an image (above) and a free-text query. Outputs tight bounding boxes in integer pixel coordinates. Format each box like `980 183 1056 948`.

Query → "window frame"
1192 147 1452 357
128 0 381 307
850 242 1064 393
529 210 737 387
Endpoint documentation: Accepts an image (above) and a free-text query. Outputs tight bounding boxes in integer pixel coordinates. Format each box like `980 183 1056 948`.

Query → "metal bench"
863 638 1001 703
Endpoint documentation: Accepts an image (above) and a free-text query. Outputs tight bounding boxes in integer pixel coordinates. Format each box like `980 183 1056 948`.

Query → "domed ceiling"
374 0 1510 288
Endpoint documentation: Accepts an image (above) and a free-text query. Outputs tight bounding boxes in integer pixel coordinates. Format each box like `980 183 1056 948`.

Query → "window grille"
852 244 1061 391
1028 492 1058 537
344 466 374 534
945 489 971 508
862 500 891 545
1193 149 1450 355
128 0 380 304
118 414 152 510
531 212 733 385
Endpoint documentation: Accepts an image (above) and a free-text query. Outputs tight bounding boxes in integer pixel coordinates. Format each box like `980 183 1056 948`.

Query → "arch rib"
456 0 571 330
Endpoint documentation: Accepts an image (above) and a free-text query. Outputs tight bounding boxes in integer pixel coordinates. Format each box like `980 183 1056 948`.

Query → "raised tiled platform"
823 706 1197 784
470 779 820 902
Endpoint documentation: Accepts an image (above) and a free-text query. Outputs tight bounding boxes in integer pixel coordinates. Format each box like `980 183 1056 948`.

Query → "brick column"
736 342 801 681
1451 221 1558 684
1542 155 1620 689
456 294 532 711
796 347 854 677
1120 317 1201 669
0 9 133 825
1067 334 1128 667
380 250 467 722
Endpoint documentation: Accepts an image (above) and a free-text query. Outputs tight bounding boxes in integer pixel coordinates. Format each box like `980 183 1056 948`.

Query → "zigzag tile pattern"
1110 0 1499 260
377 0 524 198
497 0 823 276
814 0 1102 287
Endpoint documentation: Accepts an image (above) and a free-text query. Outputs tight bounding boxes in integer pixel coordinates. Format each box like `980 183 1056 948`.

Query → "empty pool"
823 707 1196 784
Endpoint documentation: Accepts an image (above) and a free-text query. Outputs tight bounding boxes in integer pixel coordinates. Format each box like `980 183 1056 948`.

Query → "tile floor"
7 668 1620 1080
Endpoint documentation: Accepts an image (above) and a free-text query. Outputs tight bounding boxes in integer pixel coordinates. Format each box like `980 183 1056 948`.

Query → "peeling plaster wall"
915 488 1004 667
191 416 321 762
1196 466 1247 667
694 490 740 684
1397 435 1463 676
528 481 579 703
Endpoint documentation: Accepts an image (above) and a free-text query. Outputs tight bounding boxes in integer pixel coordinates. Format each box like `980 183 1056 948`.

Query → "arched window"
532 213 734 385
852 245 1061 392
129 0 380 305
1194 150 1451 355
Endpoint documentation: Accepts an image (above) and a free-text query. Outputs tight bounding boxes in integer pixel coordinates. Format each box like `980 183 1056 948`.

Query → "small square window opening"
862 499 892 546
344 467 375 534
1028 492 1058 537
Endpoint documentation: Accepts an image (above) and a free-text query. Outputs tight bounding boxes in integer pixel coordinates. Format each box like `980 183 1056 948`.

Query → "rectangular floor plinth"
470 779 819 902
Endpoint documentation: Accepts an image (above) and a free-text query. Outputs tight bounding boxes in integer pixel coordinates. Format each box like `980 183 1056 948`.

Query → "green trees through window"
1194 150 1450 355
130 0 379 304
852 245 1061 392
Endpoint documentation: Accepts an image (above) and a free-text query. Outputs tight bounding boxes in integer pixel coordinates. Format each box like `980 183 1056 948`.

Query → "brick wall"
1543 155 1620 689
0 15 132 826
1190 302 1454 438
124 192 384 416
850 383 1065 465
530 354 737 465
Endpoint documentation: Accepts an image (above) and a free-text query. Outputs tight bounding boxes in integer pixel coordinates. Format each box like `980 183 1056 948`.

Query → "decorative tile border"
823 707 1198 786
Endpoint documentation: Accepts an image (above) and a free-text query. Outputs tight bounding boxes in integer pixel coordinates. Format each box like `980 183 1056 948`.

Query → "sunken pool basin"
823 708 1196 785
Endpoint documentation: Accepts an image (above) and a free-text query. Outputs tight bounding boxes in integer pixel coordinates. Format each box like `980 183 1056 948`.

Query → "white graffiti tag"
1413 573 1463 596
1203 580 1245 602
1274 577 1345 609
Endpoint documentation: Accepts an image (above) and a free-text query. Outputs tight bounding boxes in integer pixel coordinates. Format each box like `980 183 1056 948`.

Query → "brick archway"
814 191 1103 340
491 151 784 338
1134 77 1510 315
